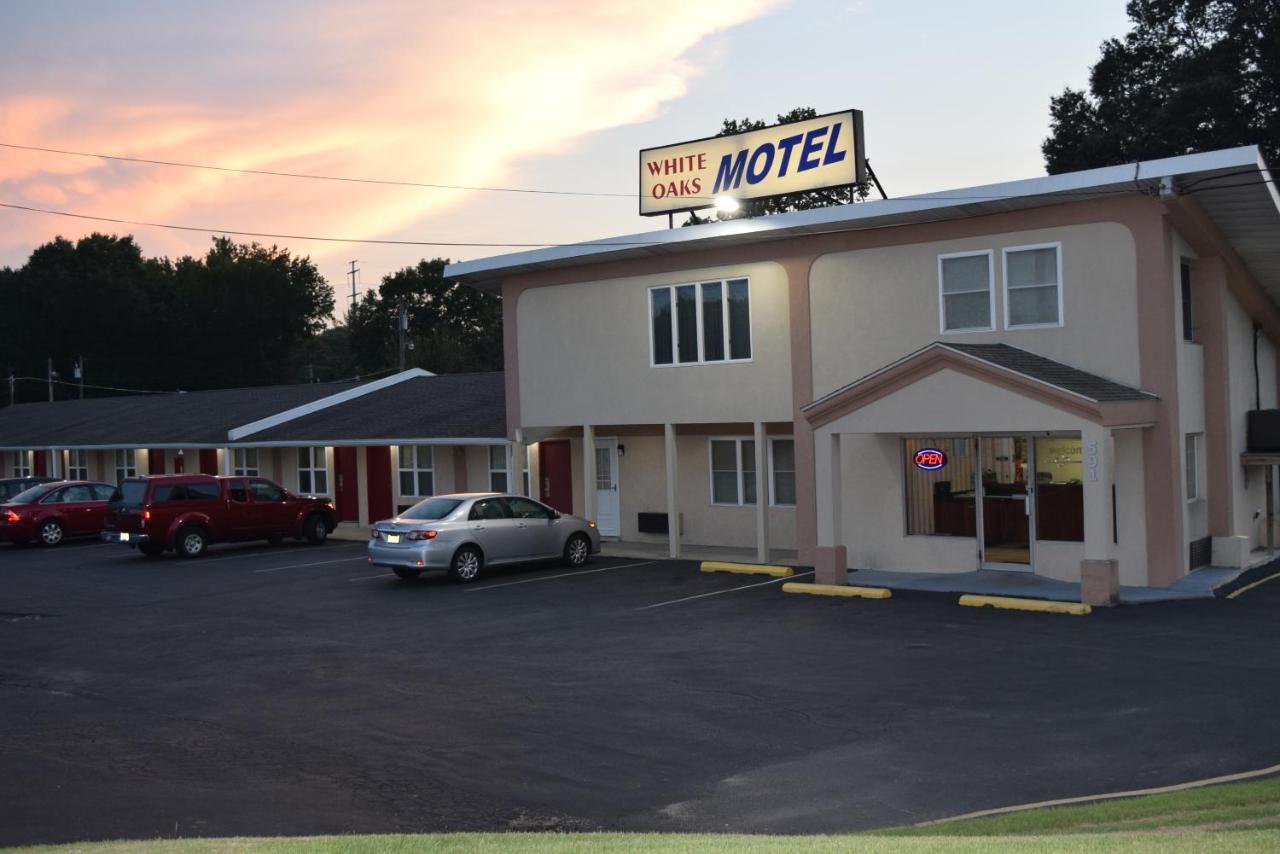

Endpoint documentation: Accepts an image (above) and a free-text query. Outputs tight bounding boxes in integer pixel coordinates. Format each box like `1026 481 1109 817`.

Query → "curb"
700 561 794 578
782 582 891 599
958 594 1091 615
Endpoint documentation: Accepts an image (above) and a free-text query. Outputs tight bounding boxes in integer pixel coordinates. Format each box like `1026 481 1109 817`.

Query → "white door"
594 438 620 537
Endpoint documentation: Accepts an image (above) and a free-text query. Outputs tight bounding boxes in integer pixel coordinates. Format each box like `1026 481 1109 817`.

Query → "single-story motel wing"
5 145 1280 597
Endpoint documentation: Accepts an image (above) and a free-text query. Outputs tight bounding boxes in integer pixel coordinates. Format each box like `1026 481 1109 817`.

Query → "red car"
102 474 338 558
1 480 117 546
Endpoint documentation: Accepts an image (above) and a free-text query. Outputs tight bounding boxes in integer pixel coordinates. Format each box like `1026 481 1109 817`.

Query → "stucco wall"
1173 234 1208 548
516 261 793 427
1227 292 1279 548
809 222 1141 398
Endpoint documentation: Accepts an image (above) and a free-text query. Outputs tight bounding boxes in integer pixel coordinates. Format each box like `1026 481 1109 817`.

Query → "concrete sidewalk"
601 539 798 565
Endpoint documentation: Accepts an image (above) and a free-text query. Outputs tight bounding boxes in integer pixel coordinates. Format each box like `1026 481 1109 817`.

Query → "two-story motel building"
447 145 1280 591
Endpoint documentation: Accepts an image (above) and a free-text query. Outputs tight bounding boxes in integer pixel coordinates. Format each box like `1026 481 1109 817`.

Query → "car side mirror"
550 512 561 520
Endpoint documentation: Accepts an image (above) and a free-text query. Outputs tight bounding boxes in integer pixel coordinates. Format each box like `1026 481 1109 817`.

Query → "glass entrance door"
978 436 1034 571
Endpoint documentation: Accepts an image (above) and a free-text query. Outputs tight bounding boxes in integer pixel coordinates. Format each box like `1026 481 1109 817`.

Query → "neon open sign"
913 448 947 471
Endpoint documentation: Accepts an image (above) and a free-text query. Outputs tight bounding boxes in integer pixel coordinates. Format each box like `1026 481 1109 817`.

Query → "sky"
0 0 1132 310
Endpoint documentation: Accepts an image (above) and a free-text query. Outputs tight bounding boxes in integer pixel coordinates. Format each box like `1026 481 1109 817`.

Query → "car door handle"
472 524 486 531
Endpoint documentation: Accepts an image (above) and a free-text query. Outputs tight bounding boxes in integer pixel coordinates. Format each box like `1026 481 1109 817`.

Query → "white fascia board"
228 369 434 441
445 145 1265 283
225 437 505 448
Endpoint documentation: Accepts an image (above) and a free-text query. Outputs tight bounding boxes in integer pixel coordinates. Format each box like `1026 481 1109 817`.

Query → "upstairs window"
650 278 751 365
938 251 994 332
1004 243 1062 328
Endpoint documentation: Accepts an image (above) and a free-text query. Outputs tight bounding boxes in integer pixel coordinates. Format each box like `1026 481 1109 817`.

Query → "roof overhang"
446 146 1280 303
802 343 1159 430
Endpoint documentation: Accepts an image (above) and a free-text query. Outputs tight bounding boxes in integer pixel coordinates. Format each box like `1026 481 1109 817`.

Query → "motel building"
446 144 1280 597
0 370 514 532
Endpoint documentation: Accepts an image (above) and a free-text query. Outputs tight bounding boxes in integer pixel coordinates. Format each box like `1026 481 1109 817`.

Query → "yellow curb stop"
782 582 891 599
959 594 1091 615
700 561 794 578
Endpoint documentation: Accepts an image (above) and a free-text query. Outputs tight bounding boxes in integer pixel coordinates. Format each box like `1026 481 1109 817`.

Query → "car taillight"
3 510 19 523
370 529 381 540
143 509 151 521
407 529 437 541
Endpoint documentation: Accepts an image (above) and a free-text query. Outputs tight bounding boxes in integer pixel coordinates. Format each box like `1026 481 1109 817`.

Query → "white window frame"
1185 433 1204 502
67 449 89 480
937 249 996 334
398 445 435 497
114 449 138 484
1002 241 1064 330
233 447 259 477
708 436 758 507
297 446 330 495
649 278 753 367
12 450 31 478
767 437 796 508
488 444 510 493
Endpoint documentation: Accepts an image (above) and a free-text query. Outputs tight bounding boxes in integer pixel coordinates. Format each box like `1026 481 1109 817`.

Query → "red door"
365 446 393 522
198 449 219 475
147 449 165 475
538 441 573 514
334 446 359 522
32 451 48 477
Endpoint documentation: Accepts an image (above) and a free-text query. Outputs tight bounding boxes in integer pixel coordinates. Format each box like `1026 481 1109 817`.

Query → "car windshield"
400 497 463 521
110 481 148 507
8 484 57 504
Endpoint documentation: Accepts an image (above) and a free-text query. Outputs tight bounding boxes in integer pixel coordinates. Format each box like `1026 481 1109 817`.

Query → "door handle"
542 477 550 495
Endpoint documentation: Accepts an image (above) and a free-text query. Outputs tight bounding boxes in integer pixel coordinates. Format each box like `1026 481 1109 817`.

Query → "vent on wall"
1189 536 1212 570
638 512 683 536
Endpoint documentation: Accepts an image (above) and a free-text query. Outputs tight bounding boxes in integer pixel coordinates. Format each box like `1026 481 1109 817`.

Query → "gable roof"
803 342 1158 429
445 145 1280 304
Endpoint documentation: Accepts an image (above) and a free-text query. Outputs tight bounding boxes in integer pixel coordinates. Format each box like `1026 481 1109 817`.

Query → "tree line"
0 234 503 406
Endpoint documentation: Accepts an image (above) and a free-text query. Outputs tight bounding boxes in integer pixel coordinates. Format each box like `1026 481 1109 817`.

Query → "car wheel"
393 568 421 580
38 519 64 547
304 515 328 545
448 545 483 583
139 543 165 558
563 533 591 568
176 526 208 559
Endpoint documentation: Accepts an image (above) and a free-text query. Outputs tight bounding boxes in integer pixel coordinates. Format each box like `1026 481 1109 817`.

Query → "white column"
582 424 596 522
814 430 842 547
665 423 680 558
49 448 61 478
505 441 517 495
513 429 528 496
221 448 233 475
754 421 770 563
1080 426 1115 561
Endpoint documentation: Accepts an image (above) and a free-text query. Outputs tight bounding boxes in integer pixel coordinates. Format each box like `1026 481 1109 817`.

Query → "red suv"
103 474 339 558
1 480 116 546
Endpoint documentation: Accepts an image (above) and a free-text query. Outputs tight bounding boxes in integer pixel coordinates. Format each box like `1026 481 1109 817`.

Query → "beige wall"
1227 292 1280 548
809 222 1141 398
1173 233 1208 554
517 261 793 427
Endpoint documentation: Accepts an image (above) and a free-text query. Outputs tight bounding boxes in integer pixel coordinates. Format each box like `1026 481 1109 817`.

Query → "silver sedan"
367 492 601 582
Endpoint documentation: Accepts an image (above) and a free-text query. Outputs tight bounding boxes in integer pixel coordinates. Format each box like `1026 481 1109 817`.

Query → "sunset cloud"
0 1 781 279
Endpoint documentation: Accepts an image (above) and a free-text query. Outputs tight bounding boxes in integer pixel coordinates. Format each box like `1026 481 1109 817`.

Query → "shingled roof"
939 343 1155 402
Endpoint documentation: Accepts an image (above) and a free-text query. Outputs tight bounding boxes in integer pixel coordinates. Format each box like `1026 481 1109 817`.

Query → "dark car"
0 476 58 502
1 480 116 546
103 474 339 558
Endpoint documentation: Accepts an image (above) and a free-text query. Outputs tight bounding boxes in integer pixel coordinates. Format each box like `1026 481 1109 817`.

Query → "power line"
0 141 639 199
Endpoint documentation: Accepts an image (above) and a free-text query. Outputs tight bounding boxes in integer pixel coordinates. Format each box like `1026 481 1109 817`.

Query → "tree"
1043 0 1280 174
346 259 502 376
684 107 871 225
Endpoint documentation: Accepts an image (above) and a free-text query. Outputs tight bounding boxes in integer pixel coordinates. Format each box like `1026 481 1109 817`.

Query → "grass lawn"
10 777 1280 853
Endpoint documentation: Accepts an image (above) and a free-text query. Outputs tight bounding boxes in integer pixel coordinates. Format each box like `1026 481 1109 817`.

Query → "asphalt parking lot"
3 539 1280 845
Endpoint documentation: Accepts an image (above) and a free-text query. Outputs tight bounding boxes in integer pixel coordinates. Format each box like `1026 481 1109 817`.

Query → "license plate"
385 534 401 544
119 532 131 542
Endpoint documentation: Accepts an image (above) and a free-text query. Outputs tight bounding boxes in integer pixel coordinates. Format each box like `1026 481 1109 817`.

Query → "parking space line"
466 561 658 591
252 556 369 573
638 570 815 610
191 543 366 565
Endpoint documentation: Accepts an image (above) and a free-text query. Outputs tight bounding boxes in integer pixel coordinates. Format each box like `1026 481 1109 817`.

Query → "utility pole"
74 356 84 399
7 369 14 408
348 260 360 316
307 363 315 383
47 357 54 402
397 300 408 372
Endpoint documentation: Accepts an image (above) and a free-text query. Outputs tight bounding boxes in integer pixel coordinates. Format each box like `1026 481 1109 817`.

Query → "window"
297 447 329 494
904 438 976 536
469 497 510 521
489 445 509 492
398 445 434 497
1033 436 1084 542
250 479 284 502
89 484 115 501
1003 243 1062 328
40 488 68 504
1181 260 1195 342
710 438 756 505
114 449 137 485
228 479 249 503
938 251 994 332
67 449 89 480
650 278 751 365
12 451 31 478
507 496 552 519
769 439 796 507
233 448 259 476
1186 433 1203 501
